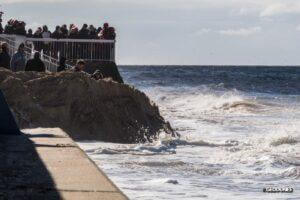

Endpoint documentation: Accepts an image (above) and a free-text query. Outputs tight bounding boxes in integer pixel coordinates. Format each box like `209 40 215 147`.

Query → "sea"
78 66 300 200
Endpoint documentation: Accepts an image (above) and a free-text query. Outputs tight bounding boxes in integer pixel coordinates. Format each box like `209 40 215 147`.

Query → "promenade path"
0 127 129 200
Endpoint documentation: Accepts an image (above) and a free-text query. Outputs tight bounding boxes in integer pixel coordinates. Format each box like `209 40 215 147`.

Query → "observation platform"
0 34 116 72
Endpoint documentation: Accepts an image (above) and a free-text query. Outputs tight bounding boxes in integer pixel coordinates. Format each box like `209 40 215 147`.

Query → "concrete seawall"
0 128 129 200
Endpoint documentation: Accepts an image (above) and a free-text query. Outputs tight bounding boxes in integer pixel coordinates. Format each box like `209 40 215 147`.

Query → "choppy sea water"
78 66 300 200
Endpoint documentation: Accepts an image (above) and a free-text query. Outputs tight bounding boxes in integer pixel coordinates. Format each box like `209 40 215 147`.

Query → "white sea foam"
78 67 300 200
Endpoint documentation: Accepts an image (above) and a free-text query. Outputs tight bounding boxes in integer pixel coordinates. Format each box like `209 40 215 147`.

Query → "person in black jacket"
79 24 89 39
25 52 45 72
52 26 62 39
33 27 43 38
57 56 66 72
27 29 33 38
0 43 11 69
60 24 68 38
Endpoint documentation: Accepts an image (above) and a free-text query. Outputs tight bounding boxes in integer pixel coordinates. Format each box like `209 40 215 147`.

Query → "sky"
1 0 300 65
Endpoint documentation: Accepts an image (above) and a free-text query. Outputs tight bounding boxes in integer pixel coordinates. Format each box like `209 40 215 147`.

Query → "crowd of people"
0 13 115 76
0 41 106 82
0 43 45 72
0 42 74 72
0 42 100 76
0 18 116 40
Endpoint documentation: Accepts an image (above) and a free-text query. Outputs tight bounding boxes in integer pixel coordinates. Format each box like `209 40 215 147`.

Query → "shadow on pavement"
0 133 62 199
0 89 61 199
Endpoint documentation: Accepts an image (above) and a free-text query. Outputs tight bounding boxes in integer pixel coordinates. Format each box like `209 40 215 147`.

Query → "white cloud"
2 0 300 18
192 28 211 36
260 2 300 17
219 27 262 36
146 41 160 48
1 0 70 4
296 25 300 31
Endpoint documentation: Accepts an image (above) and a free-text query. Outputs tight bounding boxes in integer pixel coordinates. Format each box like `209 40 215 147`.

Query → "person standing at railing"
61 24 68 38
99 23 110 39
0 43 11 69
96 27 102 38
88 25 98 39
4 19 13 34
79 24 89 39
69 26 80 59
69 25 79 39
108 27 116 40
52 26 62 39
15 21 26 36
32 27 43 52
33 27 42 38
42 25 51 55
27 29 33 38
10 43 26 72
51 26 63 58
25 52 45 72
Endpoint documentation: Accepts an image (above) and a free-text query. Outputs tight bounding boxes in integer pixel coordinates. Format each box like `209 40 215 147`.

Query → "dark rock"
71 61 124 83
0 68 174 143
0 89 20 135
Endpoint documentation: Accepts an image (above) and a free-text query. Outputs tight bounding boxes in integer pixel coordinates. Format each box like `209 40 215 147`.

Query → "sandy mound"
0 68 174 143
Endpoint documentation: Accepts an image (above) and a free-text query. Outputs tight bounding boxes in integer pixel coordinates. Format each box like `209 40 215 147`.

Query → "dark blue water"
119 66 300 95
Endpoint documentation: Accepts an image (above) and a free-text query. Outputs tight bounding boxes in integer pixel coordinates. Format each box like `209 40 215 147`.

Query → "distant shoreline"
119 65 300 68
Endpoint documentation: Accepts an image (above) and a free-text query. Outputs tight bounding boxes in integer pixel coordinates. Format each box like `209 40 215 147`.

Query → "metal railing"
0 34 18 57
27 37 115 62
0 34 116 72
0 34 71 72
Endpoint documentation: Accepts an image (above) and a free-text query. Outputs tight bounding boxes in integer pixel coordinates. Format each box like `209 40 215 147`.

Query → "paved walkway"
0 128 128 200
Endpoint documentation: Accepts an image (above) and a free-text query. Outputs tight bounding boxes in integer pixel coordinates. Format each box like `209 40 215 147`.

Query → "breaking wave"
79 66 300 200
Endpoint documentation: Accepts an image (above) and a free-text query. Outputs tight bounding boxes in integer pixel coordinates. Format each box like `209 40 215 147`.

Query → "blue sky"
1 0 300 65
